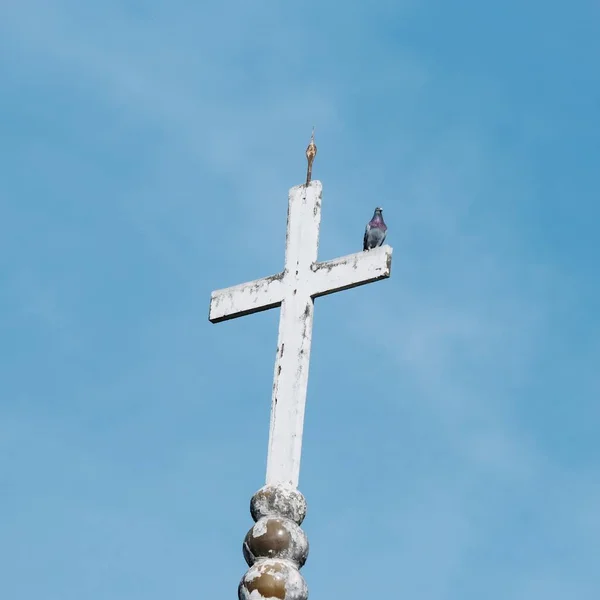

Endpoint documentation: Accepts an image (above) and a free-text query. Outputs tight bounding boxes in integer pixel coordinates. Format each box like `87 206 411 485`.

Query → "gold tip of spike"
305 126 317 186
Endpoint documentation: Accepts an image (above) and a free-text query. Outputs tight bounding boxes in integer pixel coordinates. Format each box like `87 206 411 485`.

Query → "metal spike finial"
305 127 317 186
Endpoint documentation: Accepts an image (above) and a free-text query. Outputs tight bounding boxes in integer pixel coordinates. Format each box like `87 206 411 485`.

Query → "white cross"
209 181 392 488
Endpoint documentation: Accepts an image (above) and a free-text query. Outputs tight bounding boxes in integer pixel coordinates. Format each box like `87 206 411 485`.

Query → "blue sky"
1 0 599 598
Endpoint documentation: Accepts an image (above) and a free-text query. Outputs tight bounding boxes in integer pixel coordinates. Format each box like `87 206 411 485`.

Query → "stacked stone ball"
238 485 309 600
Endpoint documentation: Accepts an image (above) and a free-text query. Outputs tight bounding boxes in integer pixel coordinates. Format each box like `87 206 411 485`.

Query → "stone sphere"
238 559 308 600
243 517 309 567
250 484 307 525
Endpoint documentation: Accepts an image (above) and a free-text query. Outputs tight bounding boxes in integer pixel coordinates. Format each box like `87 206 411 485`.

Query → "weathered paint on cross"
209 181 392 488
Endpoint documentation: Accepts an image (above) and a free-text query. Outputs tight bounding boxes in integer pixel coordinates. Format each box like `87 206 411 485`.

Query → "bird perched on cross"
363 207 387 251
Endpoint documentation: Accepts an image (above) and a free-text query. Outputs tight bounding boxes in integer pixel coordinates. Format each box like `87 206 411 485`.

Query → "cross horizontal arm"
310 244 393 298
209 273 285 323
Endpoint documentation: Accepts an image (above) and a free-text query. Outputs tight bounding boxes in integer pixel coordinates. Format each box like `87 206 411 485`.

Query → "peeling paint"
253 519 269 537
243 517 308 567
250 485 307 525
239 559 308 600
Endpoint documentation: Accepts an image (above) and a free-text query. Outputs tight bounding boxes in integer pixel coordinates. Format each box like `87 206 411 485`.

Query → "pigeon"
363 207 387 251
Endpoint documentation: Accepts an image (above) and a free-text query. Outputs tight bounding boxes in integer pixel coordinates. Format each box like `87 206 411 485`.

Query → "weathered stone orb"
238 559 308 600
243 516 309 567
250 484 307 525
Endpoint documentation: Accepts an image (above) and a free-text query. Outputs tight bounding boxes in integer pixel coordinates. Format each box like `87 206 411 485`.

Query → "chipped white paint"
239 559 308 600
250 484 307 525
244 516 309 566
253 518 269 537
209 180 392 488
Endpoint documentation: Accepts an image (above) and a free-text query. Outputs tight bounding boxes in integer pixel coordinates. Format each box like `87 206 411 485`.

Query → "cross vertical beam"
267 182 321 487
